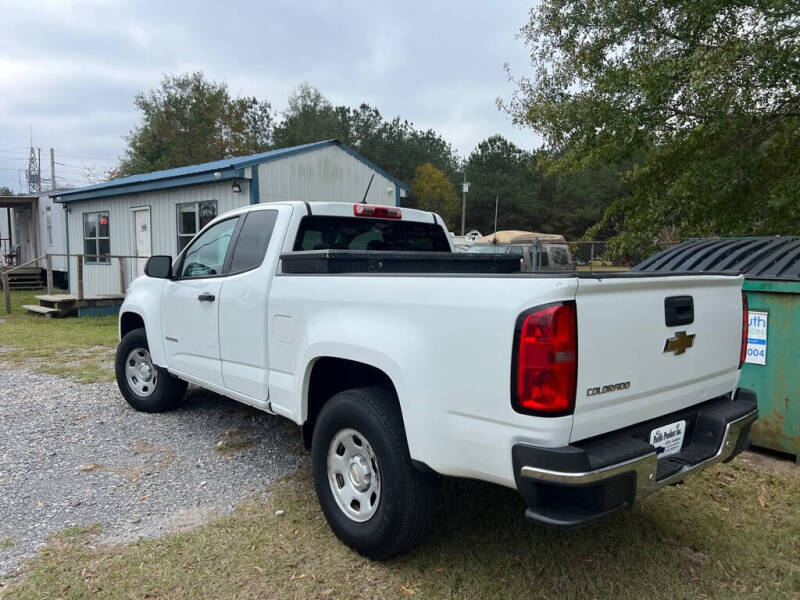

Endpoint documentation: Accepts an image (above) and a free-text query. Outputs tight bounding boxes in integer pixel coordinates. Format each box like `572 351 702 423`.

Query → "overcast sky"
0 0 541 192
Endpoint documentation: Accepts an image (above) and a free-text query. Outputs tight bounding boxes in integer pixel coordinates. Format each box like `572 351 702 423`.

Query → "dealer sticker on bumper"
650 420 686 457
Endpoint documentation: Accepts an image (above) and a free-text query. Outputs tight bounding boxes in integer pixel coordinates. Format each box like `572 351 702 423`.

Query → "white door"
14 209 33 263
161 216 239 387
219 208 281 400
132 208 151 278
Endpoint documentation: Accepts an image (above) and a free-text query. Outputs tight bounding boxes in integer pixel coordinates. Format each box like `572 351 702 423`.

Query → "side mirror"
144 255 173 279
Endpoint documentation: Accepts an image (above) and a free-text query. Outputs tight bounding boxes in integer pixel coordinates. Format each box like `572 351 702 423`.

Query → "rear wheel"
115 328 187 412
311 386 438 559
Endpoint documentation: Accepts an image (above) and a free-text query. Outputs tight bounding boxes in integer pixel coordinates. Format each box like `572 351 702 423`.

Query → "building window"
45 206 53 245
83 211 110 264
177 200 217 253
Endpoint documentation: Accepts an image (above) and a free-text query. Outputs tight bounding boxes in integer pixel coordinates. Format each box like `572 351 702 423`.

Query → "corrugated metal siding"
257 145 397 206
67 181 249 295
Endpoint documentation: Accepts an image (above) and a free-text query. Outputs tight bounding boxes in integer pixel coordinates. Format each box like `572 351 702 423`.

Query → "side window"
83 211 110 264
537 249 549 267
179 217 238 278
45 206 53 245
229 210 279 273
177 200 217 253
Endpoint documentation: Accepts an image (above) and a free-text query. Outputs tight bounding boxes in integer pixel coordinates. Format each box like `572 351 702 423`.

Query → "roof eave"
54 167 244 203
53 139 410 203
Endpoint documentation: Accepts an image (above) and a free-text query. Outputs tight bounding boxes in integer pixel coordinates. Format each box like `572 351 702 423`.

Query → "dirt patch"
737 448 798 477
214 427 259 455
75 439 177 484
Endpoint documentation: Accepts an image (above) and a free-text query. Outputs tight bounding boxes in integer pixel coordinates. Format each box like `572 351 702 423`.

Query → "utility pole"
460 170 469 236
493 195 499 243
50 148 56 191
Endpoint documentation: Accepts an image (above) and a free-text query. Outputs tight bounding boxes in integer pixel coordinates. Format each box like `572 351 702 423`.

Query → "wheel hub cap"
125 348 158 398
327 428 381 522
348 455 371 491
137 363 152 381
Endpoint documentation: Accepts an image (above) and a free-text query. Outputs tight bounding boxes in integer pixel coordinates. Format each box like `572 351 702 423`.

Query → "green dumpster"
635 237 800 462
740 279 800 462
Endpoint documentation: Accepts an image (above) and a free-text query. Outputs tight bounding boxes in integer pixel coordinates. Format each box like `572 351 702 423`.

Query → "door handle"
197 292 216 302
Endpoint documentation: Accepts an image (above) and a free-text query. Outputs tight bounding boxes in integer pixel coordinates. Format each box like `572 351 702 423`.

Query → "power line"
55 152 118 161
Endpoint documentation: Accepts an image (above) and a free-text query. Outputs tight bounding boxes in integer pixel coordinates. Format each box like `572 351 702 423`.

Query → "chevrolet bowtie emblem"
664 330 695 355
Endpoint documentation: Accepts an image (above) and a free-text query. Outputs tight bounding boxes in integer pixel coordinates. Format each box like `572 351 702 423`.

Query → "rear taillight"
353 204 402 219
739 291 748 369
512 301 577 416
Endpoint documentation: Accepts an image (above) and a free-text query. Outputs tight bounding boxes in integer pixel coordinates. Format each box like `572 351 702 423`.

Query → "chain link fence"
568 241 677 271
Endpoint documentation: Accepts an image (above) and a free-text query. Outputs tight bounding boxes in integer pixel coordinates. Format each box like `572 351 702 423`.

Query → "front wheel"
115 328 187 412
311 386 438 560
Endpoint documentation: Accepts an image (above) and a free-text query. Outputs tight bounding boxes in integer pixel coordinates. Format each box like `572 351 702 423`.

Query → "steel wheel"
124 348 158 397
327 427 381 522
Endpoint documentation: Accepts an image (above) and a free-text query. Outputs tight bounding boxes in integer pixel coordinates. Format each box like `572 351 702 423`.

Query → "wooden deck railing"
2 252 150 314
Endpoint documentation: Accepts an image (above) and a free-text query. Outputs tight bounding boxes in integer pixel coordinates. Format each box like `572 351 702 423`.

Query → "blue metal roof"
54 139 410 203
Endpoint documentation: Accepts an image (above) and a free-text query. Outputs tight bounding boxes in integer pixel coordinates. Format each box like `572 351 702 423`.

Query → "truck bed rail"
280 250 523 274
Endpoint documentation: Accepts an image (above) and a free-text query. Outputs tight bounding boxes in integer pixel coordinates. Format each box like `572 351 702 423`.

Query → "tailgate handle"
665 295 694 326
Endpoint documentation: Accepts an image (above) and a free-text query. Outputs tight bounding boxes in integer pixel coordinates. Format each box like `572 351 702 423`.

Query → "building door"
14 208 34 263
132 208 151 278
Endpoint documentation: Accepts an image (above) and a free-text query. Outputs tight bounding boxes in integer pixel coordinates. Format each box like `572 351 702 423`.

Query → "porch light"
232 179 241 193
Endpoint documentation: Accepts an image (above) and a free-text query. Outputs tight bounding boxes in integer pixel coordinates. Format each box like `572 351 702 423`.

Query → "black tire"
311 386 438 560
115 328 187 413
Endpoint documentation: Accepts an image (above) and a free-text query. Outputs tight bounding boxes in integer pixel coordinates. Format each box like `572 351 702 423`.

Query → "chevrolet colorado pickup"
115 201 757 559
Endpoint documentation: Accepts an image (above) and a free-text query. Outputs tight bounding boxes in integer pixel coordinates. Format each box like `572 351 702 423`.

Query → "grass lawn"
0 289 118 382
3 455 799 599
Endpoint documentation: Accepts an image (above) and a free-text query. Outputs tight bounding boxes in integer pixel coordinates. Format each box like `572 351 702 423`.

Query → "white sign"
745 310 768 365
650 420 686 457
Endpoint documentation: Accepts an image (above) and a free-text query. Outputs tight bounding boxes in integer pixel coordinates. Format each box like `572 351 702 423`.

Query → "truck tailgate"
571 274 743 442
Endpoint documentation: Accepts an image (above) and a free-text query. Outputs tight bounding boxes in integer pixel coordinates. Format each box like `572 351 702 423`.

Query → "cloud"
0 0 541 192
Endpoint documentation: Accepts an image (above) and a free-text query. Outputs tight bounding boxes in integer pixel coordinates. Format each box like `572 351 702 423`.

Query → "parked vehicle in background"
451 229 483 252
468 230 574 271
115 202 757 559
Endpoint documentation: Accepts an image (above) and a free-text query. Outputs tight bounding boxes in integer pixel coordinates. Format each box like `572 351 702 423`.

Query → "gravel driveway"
0 369 308 576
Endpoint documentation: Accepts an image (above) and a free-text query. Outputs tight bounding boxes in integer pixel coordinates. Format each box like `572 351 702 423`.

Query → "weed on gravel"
3 453 799 600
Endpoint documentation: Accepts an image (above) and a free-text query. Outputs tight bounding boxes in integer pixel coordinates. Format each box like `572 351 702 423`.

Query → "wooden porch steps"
1 266 43 290
23 293 125 318
20 304 59 317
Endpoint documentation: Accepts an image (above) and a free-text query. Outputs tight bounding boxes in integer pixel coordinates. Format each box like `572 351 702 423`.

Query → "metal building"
1 190 68 287
53 140 410 296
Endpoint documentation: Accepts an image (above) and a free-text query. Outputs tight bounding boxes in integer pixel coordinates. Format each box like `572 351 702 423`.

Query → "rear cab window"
293 216 451 252
228 210 279 273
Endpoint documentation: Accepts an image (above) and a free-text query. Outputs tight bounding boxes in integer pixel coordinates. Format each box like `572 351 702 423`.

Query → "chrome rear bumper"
514 390 758 528
520 409 757 498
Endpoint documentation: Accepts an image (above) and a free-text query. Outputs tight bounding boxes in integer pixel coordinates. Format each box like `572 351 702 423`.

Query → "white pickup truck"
115 201 757 559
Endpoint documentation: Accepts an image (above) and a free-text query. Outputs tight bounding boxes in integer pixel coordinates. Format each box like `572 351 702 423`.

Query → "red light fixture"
512 302 578 416
739 291 748 369
353 204 402 219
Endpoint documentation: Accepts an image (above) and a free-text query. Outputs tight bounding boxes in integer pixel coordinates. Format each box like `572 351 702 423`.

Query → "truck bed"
280 250 740 278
